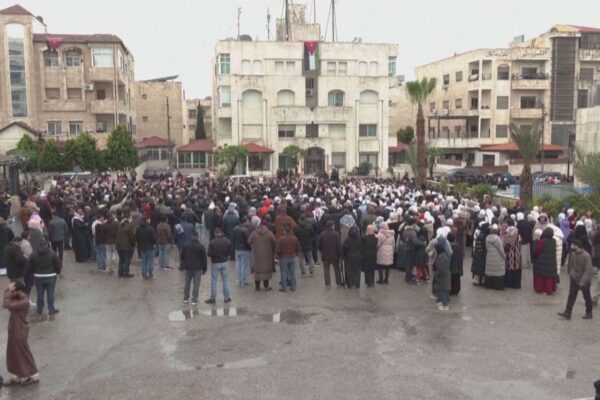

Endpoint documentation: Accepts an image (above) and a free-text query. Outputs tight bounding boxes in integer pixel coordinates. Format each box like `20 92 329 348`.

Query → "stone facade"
183 98 212 144
135 79 184 146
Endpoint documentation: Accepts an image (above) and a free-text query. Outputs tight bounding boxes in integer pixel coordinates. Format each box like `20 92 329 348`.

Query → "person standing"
402 218 423 285
175 217 195 270
558 239 594 320
29 240 61 316
48 211 68 264
232 216 252 286
485 224 506 290
249 223 276 291
71 210 91 263
3 281 38 386
115 213 135 278
294 215 316 277
103 214 119 272
275 223 300 292
361 225 378 287
533 227 558 295
0 217 15 273
376 222 395 284
136 217 157 280
205 227 232 304
222 209 240 260
93 214 106 272
157 216 174 270
434 236 452 311
181 231 207 305
5 238 26 284
318 220 342 288
504 226 522 289
343 226 362 288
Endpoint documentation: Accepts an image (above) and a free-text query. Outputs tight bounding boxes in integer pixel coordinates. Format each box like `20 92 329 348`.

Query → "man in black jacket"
5 238 26 283
295 215 316 276
206 227 231 304
136 218 157 280
30 241 61 315
181 231 207 305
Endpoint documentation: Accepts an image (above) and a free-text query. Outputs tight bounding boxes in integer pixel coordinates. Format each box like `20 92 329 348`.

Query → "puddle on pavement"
169 307 246 322
196 357 268 370
271 309 314 324
566 369 575 379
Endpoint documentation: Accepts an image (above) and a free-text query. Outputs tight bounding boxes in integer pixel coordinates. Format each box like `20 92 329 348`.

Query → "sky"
11 0 600 99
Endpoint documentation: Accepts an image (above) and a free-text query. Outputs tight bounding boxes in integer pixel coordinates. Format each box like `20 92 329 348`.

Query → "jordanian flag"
304 41 320 71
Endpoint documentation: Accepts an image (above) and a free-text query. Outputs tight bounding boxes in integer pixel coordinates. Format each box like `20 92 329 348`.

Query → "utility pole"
284 0 290 41
541 101 545 172
267 8 271 40
166 97 172 170
331 0 336 42
237 7 241 39
314 0 317 23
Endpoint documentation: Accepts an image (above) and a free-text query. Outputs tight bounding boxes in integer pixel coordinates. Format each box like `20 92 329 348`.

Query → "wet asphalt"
0 247 598 400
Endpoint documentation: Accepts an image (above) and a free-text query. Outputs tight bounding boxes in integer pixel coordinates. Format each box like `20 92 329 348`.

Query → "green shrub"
533 193 563 219
470 183 496 201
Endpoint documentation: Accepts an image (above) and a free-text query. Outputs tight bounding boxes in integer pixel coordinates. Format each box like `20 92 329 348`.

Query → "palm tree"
406 77 437 185
573 145 600 216
510 122 541 208
426 146 443 179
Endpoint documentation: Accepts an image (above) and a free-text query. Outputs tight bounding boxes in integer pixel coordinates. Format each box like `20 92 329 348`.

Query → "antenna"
314 0 317 24
330 0 337 42
267 8 271 40
284 0 290 41
237 7 241 39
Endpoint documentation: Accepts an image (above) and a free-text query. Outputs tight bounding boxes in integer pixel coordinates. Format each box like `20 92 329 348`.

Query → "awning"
389 143 407 153
243 142 274 154
134 136 174 149
479 142 565 152
177 139 215 152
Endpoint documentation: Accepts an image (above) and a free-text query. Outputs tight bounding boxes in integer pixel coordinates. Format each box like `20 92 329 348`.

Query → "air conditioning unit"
84 84 94 91
306 89 314 97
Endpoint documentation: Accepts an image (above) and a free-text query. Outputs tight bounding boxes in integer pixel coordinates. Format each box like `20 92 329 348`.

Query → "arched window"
360 90 379 104
253 60 262 75
277 89 295 106
369 61 379 76
242 89 262 106
64 48 82 67
43 50 59 67
358 61 368 76
497 64 510 80
241 59 251 74
328 90 344 107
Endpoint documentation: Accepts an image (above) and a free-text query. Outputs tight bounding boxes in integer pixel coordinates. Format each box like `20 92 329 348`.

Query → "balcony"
579 48 600 61
511 107 542 119
91 99 122 114
429 136 481 149
511 73 550 90
89 67 116 82
42 99 86 112
271 105 353 123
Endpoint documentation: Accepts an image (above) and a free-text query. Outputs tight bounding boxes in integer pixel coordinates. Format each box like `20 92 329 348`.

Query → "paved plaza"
0 248 597 400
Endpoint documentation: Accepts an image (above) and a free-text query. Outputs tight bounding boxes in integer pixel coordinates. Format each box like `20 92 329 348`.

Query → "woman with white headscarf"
485 224 506 290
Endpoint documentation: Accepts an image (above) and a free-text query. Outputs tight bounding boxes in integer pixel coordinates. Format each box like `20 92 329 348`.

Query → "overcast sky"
14 0 600 99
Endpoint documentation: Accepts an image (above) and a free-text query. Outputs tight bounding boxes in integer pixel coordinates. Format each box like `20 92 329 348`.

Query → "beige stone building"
182 97 212 143
135 76 184 147
416 25 600 170
0 5 136 150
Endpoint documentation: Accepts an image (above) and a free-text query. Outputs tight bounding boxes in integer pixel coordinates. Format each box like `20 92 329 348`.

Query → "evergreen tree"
39 140 65 171
195 104 206 139
105 125 138 170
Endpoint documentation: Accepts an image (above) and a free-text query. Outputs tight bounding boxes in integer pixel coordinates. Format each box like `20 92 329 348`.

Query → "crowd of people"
1 171 599 386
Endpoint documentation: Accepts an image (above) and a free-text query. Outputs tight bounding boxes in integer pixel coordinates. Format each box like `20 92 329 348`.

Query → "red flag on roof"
47 36 63 51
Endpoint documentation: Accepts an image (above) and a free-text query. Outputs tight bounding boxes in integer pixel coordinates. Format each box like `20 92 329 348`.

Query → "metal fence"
498 184 593 200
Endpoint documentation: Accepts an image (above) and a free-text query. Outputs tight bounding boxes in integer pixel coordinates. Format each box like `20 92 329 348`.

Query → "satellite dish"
239 34 253 41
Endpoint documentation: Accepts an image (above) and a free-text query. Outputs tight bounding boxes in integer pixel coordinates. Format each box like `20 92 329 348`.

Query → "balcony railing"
512 72 549 80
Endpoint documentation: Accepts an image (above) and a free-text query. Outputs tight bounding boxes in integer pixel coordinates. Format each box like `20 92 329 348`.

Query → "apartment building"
211 5 398 175
0 4 135 148
416 25 600 170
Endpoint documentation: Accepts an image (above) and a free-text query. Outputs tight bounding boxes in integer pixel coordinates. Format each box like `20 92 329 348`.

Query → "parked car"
442 167 482 182
533 171 563 184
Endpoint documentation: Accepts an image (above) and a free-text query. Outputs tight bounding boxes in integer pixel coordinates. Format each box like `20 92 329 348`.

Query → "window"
92 48 113 67
483 154 495 166
278 125 295 138
277 90 295 106
69 121 83 136
142 116 148 122
286 61 295 74
329 124 346 138
305 78 315 90
359 124 377 137
44 51 59 67
520 96 537 109
497 65 510 80
430 102 436 112
8 24 27 117
331 152 346 168
470 97 478 109
442 100 450 111
328 90 344 107
96 120 108 133
469 124 478 137
369 61 379 76
496 124 508 138
65 49 82 67
279 155 295 170
359 152 378 167
249 154 269 171
441 127 450 138
45 88 60 100
327 62 336 74
521 67 538 79
359 61 368 76
253 60 262 74
188 109 197 119
141 94 147 100
497 96 509 110
580 68 594 81
219 86 231 107
581 33 600 49
429 127 436 138
219 53 230 74
47 121 62 136
67 88 82 100
306 124 319 138
96 89 106 100
388 56 397 77
242 59 251 74
360 90 378 104
338 62 347 75
275 61 284 74
443 74 450 85
454 126 463 138
578 89 588 108
455 98 462 109
455 71 463 82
